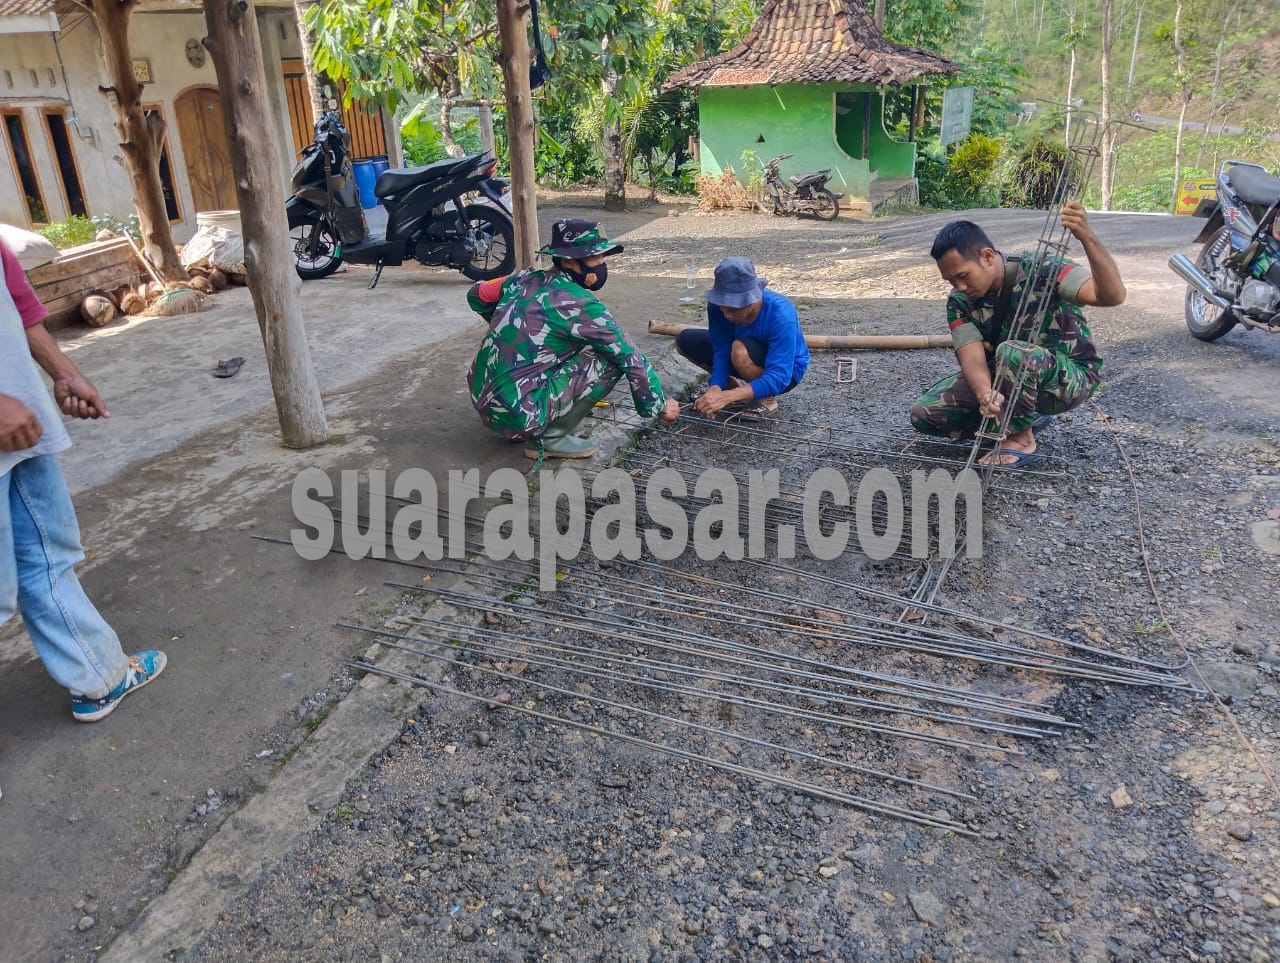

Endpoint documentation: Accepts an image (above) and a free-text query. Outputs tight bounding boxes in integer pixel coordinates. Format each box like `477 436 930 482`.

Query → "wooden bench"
28 238 142 331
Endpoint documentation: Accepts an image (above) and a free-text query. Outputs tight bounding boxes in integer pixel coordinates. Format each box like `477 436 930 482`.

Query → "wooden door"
175 87 235 211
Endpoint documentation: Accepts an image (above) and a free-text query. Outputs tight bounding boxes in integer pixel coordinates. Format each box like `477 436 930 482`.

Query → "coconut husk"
190 276 215 295
81 293 117 327
146 281 165 299
119 290 146 315
226 272 248 286
207 268 228 290
187 265 209 279
141 287 208 317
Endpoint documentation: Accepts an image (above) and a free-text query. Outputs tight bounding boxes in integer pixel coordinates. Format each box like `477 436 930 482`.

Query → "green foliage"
1000 137 1076 209
949 134 1002 198
40 214 94 249
883 0 976 50
916 134 1003 209
399 102 484 166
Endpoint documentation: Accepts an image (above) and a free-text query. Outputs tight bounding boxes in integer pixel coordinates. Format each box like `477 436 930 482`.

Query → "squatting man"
466 218 679 460
911 200 1127 466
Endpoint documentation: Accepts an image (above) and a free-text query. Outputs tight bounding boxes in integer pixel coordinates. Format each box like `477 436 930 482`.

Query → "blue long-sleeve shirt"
707 289 810 398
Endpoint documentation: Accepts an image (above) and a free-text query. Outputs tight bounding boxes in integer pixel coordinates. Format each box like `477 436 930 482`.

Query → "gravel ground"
181 198 1279 962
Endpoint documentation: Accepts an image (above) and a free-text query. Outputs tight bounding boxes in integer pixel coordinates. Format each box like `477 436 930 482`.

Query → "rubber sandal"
213 357 245 378
980 447 1044 469
1031 413 1054 434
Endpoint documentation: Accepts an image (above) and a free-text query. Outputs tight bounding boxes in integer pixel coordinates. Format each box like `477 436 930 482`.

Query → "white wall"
0 9 301 243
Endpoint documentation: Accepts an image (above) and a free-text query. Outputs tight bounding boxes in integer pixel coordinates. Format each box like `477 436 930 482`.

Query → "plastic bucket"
352 160 377 209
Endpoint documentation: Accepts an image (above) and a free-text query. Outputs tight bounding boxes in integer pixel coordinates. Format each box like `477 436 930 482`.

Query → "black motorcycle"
762 153 842 221
1169 158 1280 340
286 112 516 285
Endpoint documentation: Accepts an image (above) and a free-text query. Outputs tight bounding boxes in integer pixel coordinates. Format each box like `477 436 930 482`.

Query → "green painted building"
665 0 957 213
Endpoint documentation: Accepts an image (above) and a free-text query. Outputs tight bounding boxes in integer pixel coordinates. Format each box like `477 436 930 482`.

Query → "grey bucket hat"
706 256 768 308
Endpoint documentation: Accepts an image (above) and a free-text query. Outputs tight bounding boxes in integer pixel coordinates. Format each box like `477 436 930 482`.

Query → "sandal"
213 357 246 378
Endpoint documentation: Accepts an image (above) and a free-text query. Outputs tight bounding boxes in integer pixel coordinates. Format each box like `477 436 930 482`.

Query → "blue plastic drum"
370 156 390 206
352 160 377 209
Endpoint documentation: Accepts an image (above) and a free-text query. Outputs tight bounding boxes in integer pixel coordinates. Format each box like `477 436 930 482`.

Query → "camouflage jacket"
466 268 665 434
947 253 1102 379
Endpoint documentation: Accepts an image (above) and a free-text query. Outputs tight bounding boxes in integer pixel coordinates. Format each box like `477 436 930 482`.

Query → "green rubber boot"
524 396 600 460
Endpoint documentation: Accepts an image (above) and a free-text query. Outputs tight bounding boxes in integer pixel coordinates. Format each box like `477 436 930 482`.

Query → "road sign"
1175 178 1217 216
940 87 974 147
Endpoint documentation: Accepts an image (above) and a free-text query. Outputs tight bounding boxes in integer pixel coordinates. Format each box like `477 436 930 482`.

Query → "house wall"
697 83 917 200
0 9 301 242
833 91 916 180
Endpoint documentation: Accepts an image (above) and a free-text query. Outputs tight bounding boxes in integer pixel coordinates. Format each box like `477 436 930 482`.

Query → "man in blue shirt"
675 256 809 418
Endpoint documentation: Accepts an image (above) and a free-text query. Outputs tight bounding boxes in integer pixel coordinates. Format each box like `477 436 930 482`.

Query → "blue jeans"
0 454 127 699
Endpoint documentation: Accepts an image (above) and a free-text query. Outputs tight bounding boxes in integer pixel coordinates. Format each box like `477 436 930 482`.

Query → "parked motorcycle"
286 112 515 285
1169 158 1280 341
762 154 842 221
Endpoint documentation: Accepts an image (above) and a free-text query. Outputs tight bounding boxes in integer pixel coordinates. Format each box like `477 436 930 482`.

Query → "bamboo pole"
647 319 952 350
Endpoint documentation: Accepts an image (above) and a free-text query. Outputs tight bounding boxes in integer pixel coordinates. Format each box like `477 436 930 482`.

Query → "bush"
916 135 1002 210
1000 138 1079 209
40 215 96 250
948 134 1001 200
696 150 765 212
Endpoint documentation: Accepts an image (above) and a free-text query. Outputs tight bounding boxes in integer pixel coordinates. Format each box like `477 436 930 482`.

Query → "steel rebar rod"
392 589 1064 740
381 551 1075 722
350 660 976 835
354 627 978 800
365 612 1021 754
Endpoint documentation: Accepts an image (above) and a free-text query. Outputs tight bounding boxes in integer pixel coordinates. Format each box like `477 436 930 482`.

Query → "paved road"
1132 112 1280 142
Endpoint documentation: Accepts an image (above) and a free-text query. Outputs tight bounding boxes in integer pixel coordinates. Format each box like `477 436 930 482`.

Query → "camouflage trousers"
476 350 621 441
909 341 1099 438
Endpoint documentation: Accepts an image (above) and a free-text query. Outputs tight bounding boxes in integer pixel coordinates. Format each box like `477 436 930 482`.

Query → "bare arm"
1061 201 1126 307
25 324 110 419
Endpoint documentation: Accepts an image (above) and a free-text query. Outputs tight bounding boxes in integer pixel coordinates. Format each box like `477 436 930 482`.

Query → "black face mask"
564 260 608 291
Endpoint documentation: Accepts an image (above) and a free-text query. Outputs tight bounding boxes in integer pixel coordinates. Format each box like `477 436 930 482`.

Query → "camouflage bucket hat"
539 218 624 259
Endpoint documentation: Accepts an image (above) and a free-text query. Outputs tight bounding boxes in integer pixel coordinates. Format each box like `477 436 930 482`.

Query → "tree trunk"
873 0 885 28
89 0 187 282
1064 45 1076 148
439 98 464 158
1126 1 1144 89
496 0 539 267
1099 0 1115 209
291 0 325 121
1171 0 1190 213
204 0 328 448
602 119 625 211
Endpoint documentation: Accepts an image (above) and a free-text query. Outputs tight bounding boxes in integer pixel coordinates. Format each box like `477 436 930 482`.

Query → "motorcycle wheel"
1184 226 1238 341
288 211 343 280
459 204 516 281
812 189 840 221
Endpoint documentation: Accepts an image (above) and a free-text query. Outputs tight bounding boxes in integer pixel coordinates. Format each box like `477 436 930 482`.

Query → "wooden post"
204 0 328 448
497 0 539 267
88 0 187 282
873 0 885 28
479 105 496 157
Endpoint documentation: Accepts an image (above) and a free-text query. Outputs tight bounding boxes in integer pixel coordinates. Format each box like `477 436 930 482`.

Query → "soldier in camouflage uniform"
910 202 1127 466
467 218 679 460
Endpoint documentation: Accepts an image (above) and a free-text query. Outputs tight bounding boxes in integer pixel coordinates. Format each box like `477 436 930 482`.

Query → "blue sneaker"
71 651 167 722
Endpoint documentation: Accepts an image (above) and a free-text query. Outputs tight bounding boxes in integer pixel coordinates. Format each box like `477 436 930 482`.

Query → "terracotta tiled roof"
665 0 959 90
0 0 54 15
